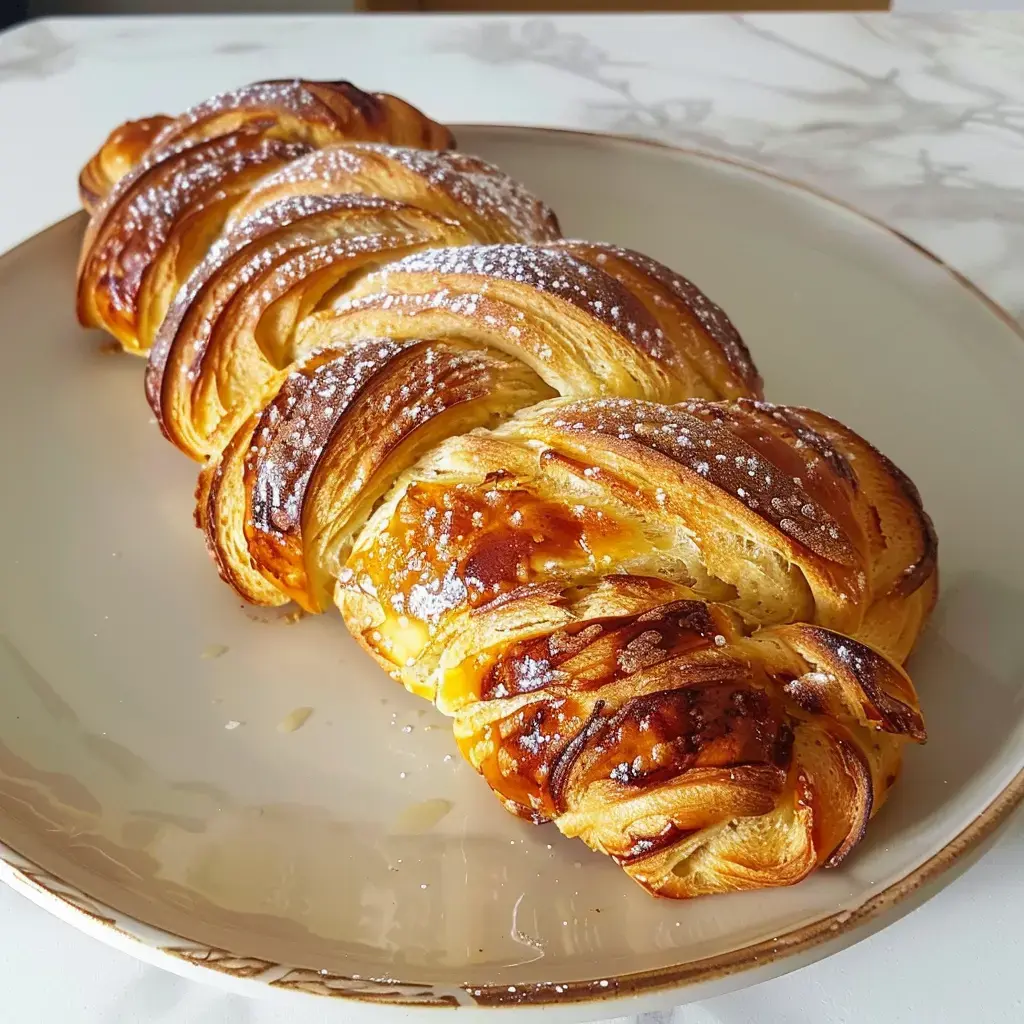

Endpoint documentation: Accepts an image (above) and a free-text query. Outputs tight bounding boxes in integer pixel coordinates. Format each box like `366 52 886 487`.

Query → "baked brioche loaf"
76 80 935 898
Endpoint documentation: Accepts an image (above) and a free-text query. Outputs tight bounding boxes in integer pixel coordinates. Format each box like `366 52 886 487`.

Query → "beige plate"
1 126 1022 1021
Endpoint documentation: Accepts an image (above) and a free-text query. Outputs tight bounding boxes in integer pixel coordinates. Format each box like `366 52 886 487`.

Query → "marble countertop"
1 11 1022 1024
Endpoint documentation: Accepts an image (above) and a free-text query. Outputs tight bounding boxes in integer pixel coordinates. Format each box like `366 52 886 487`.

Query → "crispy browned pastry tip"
78 84 935 899
78 115 175 214
448 598 916 896
75 79 457 353
77 80 454 215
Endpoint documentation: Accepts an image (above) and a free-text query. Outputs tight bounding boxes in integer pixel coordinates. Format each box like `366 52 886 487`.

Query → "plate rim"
2 123 1023 1017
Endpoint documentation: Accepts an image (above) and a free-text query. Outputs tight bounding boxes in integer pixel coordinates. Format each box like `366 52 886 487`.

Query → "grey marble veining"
3 12 1024 321
0 20 74 80
436 14 1024 315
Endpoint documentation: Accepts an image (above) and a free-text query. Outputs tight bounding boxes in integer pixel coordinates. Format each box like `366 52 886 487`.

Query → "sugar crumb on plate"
277 706 314 733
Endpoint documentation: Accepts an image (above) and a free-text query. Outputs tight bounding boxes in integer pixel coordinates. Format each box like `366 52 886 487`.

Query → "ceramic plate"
1 127 1022 1022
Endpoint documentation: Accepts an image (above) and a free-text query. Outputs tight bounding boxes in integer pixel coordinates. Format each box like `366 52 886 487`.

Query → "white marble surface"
1 11 1022 1023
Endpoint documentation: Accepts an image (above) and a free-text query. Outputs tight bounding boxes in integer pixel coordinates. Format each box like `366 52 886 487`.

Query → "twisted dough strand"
76 80 935 899
77 80 458 352
77 79 455 215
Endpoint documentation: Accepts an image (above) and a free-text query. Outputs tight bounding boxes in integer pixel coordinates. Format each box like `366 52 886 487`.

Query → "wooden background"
357 1 890 11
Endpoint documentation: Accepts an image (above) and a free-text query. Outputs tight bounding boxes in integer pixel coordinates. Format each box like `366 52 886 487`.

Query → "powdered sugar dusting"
235 142 559 244
152 192 394 371
88 130 313 331
166 80 340 134
537 397 856 564
246 338 525 563
359 144 560 242
146 193 440 423
408 563 470 620
616 629 668 675
379 244 664 354
247 338 408 542
151 80 389 158
744 400 857 487
594 244 760 392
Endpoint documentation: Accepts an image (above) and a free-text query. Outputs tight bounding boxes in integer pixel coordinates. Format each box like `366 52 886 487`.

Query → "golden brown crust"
300 242 756 405
339 394 931 666
778 405 939 661
764 624 926 740
150 80 419 152
197 335 553 615
196 407 290 607
241 339 552 611
76 79 456 353
551 398 861 565
77 84 934 901
78 131 315 351
339 396 933 673
227 144 561 244
78 115 175 214
335 391 931 897
426 579 921 896
556 242 762 399
386 245 673 365
145 193 472 460
77 80 454 214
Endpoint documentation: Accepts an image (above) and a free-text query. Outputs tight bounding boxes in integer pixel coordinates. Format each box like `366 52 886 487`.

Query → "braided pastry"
76 81 935 899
